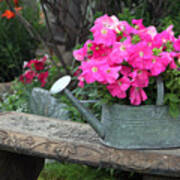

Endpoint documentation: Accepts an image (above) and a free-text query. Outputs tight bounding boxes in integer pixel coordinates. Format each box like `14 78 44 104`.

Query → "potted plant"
51 15 180 149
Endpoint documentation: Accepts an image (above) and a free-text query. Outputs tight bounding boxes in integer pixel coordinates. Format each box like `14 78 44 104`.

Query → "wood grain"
1 112 180 177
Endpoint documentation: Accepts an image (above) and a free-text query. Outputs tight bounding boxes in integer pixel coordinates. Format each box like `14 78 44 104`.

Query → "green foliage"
93 11 103 21
0 1 43 82
39 162 141 180
96 0 180 35
118 8 135 23
0 79 30 112
158 3 180 36
164 69 180 117
0 57 59 112
39 162 118 180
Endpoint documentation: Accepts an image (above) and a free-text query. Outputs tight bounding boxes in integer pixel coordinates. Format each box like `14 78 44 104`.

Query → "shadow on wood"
0 150 44 180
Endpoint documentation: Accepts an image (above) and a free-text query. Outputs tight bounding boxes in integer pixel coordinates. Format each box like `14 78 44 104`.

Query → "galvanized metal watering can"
50 76 180 149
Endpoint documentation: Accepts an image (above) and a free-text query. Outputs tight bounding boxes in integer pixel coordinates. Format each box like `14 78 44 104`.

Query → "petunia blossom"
107 76 131 99
79 60 106 83
73 14 179 106
91 23 116 46
132 19 145 30
173 37 180 51
108 37 131 65
130 69 149 88
129 87 147 105
80 59 120 84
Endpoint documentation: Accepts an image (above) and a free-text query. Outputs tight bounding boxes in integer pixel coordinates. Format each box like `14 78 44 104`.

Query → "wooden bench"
0 111 180 180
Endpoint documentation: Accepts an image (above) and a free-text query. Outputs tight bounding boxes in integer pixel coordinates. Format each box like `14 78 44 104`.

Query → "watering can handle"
156 76 164 106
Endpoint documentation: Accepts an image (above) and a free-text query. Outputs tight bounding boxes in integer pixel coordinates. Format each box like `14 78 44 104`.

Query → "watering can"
50 76 180 149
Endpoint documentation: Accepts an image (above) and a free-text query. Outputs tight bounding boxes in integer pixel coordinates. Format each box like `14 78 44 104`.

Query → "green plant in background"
164 69 180 117
39 162 115 180
96 0 180 35
0 55 55 112
0 1 43 82
38 162 127 180
38 162 142 180
0 79 30 112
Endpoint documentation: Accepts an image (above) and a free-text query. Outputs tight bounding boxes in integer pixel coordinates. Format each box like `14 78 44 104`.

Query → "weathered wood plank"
1 112 180 177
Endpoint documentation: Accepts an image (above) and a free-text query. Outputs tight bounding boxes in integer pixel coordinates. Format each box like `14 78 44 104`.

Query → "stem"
5 0 61 71
40 0 70 75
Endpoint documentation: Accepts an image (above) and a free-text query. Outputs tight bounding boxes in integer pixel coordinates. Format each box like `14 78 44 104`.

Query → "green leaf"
169 103 180 118
152 47 162 56
165 93 180 103
131 35 141 44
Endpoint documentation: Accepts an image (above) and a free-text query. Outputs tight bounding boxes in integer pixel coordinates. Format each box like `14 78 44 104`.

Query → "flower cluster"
73 15 180 105
19 56 49 87
1 0 22 19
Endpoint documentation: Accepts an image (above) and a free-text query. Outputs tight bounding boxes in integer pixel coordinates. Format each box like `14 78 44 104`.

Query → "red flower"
1 10 15 19
37 71 48 87
73 67 81 77
24 56 47 71
19 74 25 83
26 59 45 71
24 59 35 69
19 70 36 84
34 61 45 71
14 0 19 6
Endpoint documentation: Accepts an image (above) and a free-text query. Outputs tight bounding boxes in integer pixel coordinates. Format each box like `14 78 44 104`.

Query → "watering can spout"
64 89 105 138
50 76 105 139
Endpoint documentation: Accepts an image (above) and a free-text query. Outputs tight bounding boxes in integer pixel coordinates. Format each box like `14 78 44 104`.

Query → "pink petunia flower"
78 75 85 88
80 60 106 83
129 87 147 105
173 37 180 51
108 37 132 65
117 21 136 36
149 56 166 76
128 42 153 70
137 26 157 43
153 25 175 48
73 48 86 61
120 66 132 76
132 19 145 30
130 69 149 88
100 64 121 84
94 14 114 27
74 15 179 106
80 59 120 84
107 76 131 98
88 42 112 59
91 23 117 46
